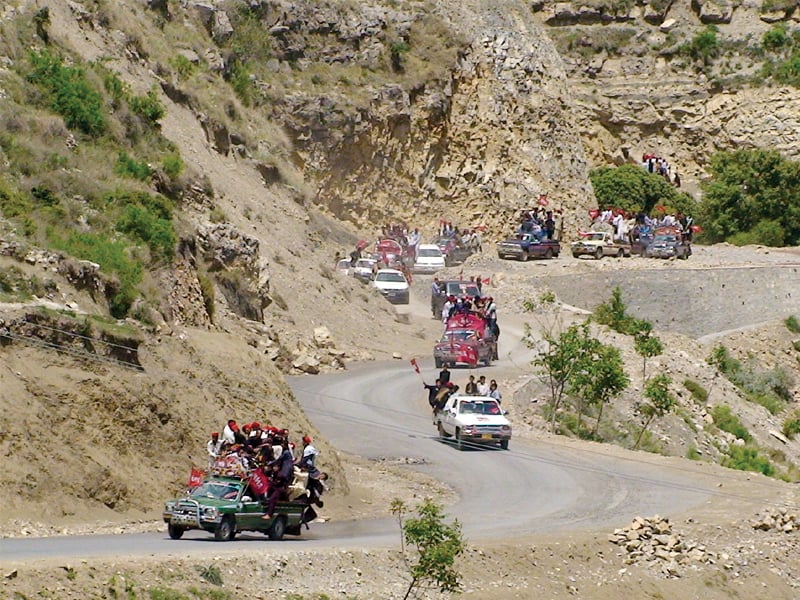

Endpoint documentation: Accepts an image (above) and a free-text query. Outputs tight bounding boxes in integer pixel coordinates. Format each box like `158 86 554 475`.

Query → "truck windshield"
459 400 501 414
190 481 240 500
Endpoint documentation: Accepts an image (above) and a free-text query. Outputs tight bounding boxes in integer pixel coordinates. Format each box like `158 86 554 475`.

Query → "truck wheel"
617 249 624 258
572 253 580 259
594 247 603 260
544 248 553 259
455 428 465 451
500 439 509 450
167 523 185 540
268 515 287 541
214 516 235 541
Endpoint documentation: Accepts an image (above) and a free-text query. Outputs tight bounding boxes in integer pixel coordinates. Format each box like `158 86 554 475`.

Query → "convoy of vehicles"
431 279 483 318
435 237 473 266
372 268 410 304
352 258 377 282
496 233 561 261
571 232 632 259
435 395 511 450
163 476 306 541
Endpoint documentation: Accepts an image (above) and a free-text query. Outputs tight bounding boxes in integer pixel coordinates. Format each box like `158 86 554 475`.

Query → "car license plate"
481 434 493 440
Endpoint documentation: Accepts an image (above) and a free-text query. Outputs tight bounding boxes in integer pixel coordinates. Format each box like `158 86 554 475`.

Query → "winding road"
0 281 720 564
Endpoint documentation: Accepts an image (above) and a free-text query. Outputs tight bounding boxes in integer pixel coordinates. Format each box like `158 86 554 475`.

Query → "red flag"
588 209 600 220
249 467 270 496
655 204 666 213
537 194 548 206
188 468 205 490
690 225 702 233
410 358 420 374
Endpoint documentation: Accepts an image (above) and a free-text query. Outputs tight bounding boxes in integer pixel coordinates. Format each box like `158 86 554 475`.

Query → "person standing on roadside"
464 375 478 395
438 364 451 385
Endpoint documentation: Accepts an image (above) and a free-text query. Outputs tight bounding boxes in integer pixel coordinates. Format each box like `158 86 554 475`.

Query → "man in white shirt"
207 432 222 468
476 375 490 396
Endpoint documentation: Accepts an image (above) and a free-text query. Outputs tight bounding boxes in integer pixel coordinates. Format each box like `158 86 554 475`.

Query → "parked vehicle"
646 226 692 259
435 237 472 266
433 312 497 368
413 244 446 274
352 258 377 282
629 226 655 257
497 233 560 261
571 232 631 259
431 280 483 318
372 268 410 304
162 476 306 541
435 394 511 450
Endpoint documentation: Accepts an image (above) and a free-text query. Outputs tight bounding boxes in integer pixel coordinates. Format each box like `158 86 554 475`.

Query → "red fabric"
188 468 205 490
249 468 270 496
410 358 420 374
537 194 548 206
588 209 600 219
690 225 702 233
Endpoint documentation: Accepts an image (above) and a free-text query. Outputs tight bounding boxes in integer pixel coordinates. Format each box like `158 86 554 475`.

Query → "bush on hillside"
698 149 800 246
722 446 774 477
589 164 696 216
25 50 106 136
711 405 751 441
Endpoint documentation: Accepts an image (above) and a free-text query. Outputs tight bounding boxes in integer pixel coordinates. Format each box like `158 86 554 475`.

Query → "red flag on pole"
690 225 702 233
188 468 205 490
410 358 420 374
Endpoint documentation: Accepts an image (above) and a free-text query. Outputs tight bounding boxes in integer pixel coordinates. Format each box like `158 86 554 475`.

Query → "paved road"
0 352 712 563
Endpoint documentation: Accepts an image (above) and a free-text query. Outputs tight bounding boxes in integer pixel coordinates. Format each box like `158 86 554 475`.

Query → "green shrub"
746 391 786 416
683 379 709 404
593 287 651 336
103 71 128 107
197 274 215 323
162 153 184 179
589 164 696 217
684 25 720 65
727 219 785 247
228 61 253 106
722 445 774 477
782 411 800 439
686 446 701 460
26 50 106 136
197 564 223 586
786 315 800 333
763 25 788 52
115 152 152 181
129 88 165 127
49 231 143 318
711 405 751 441
116 204 175 262
169 54 196 79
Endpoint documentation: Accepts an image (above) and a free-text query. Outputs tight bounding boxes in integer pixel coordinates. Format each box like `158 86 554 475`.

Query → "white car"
372 268 410 304
413 244 446 274
352 258 377 282
336 259 352 276
435 395 511 450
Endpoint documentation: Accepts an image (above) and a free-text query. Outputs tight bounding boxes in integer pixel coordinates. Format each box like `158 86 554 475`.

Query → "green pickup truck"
162 476 307 541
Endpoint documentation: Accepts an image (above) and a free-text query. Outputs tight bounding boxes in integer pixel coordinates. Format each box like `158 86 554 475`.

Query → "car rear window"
376 272 406 283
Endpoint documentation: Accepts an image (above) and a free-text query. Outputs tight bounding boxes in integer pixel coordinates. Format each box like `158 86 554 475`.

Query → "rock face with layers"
254 0 593 239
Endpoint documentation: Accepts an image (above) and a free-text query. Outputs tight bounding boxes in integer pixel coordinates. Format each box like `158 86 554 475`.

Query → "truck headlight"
202 507 218 519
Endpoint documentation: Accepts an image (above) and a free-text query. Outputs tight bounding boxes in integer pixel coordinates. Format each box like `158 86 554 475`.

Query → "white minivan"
372 268 410 304
413 244 446 274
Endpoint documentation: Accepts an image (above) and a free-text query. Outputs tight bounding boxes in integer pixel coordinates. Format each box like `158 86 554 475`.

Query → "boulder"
293 353 321 374
313 326 335 348
694 0 734 24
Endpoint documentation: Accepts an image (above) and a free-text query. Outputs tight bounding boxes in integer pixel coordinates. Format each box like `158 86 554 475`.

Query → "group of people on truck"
518 208 558 241
589 208 697 245
424 365 503 417
205 419 327 521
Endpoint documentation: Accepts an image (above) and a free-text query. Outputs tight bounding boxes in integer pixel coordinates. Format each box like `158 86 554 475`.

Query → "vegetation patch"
589 165 696 217
723 445 774 477
683 379 709 405
782 411 800 440
710 405 751 442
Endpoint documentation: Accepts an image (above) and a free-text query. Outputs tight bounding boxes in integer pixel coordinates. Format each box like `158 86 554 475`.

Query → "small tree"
634 333 663 386
634 374 675 449
527 322 596 433
569 342 629 436
391 498 465 600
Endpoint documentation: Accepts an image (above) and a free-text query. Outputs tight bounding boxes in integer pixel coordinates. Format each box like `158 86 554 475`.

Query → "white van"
413 244 446 274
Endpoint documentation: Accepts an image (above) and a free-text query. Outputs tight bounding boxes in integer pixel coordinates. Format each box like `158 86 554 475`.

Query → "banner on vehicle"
188 468 205 490
250 467 270 496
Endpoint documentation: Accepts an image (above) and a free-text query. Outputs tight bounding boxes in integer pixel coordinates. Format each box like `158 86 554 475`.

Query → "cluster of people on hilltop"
641 153 681 188
423 365 504 418
517 208 559 241
205 419 327 521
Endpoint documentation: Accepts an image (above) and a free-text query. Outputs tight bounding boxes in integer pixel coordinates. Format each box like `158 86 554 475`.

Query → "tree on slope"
634 374 675 450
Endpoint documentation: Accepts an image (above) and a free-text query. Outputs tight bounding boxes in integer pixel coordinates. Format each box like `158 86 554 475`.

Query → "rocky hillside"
531 0 800 196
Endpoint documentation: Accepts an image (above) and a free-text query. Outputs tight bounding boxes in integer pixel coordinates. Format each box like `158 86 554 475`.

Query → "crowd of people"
204 420 327 521
641 153 681 188
517 208 559 241
423 365 503 417
589 208 696 244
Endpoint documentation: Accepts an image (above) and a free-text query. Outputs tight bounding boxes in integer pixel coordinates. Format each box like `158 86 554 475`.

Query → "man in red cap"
296 435 319 476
